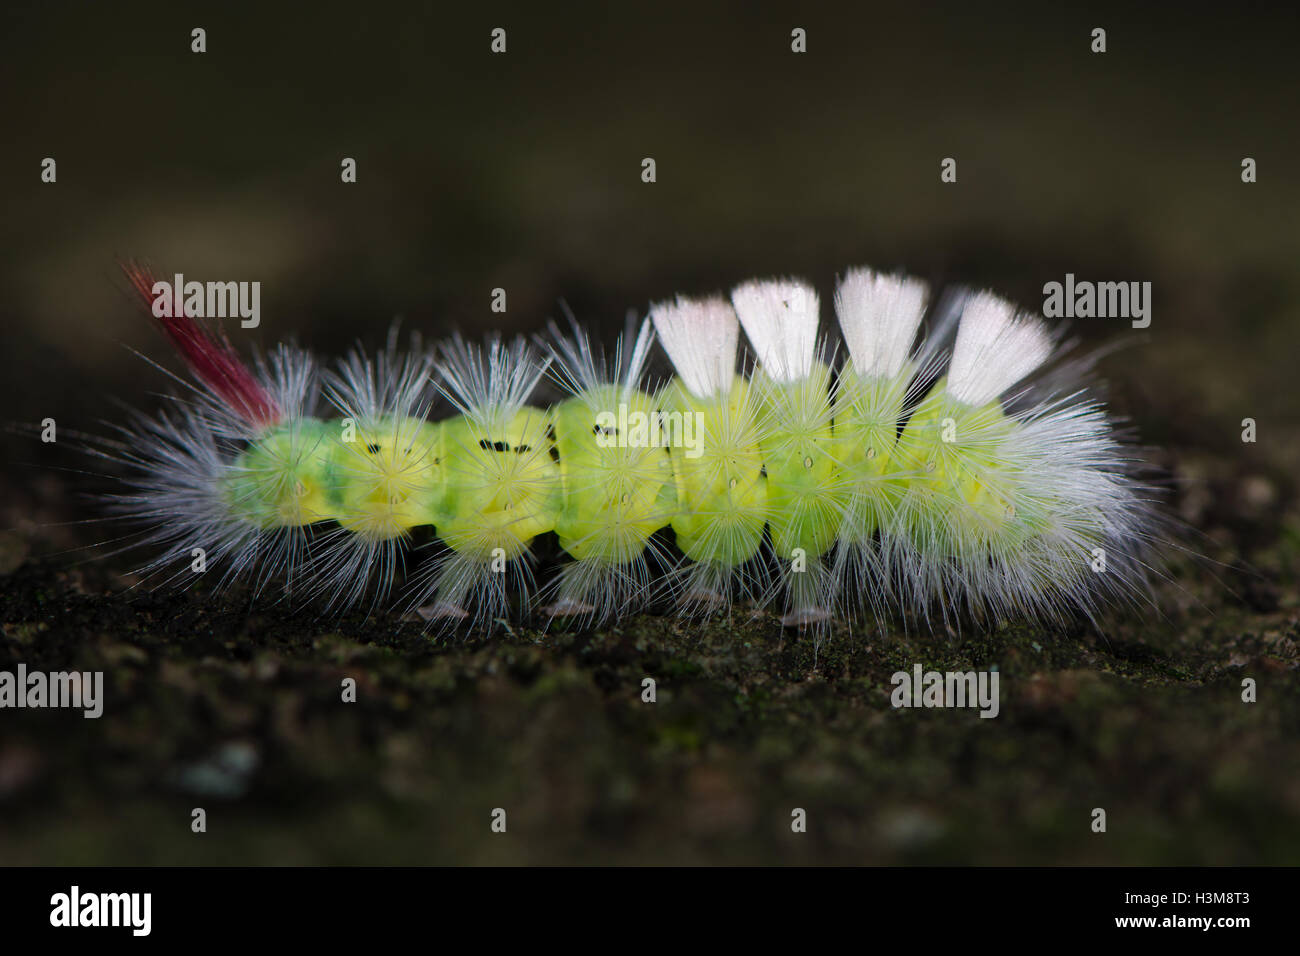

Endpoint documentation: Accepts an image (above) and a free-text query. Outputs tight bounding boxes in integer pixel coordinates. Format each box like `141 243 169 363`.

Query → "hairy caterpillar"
92 262 1160 634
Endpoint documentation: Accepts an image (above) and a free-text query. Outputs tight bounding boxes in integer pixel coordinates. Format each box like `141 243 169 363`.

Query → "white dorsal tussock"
649 295 739 398
947 292 1054 407
731 278 819 383
834 269 929 379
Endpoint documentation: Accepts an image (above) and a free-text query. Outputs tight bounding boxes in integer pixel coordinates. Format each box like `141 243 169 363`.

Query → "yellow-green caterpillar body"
109 263 1159 633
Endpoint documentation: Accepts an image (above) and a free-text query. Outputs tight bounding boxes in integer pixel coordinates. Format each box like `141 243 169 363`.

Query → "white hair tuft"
947 292 1054 406
834 269 929 379
731 278 819 383
649 295 739 398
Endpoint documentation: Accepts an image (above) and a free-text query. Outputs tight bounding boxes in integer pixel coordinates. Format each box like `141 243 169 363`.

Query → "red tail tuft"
121 260 282 430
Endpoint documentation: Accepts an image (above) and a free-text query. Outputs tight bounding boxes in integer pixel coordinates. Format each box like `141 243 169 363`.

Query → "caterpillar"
93 262 1161 634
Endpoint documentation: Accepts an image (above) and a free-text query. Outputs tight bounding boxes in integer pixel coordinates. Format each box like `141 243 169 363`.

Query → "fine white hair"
947 292 1054 406
649 295 739 398
834 268 929 379
731 278 819 383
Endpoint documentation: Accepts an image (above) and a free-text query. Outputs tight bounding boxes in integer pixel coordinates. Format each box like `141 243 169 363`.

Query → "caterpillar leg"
546 387 677 622
406 336 561 629
534 319 678 624
662 374 769 614
733 279 840 628
650 296 769 616
828 270 931 627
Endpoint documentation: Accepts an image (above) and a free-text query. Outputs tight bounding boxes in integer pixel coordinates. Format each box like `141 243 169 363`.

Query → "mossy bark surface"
1 483 1296 864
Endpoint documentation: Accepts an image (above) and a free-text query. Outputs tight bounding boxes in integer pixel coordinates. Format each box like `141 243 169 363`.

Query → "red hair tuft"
121 260 282 430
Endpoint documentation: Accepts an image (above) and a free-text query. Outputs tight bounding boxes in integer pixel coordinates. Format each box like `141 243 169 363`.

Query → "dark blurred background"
3 3 1297 433
0 2 1297 864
